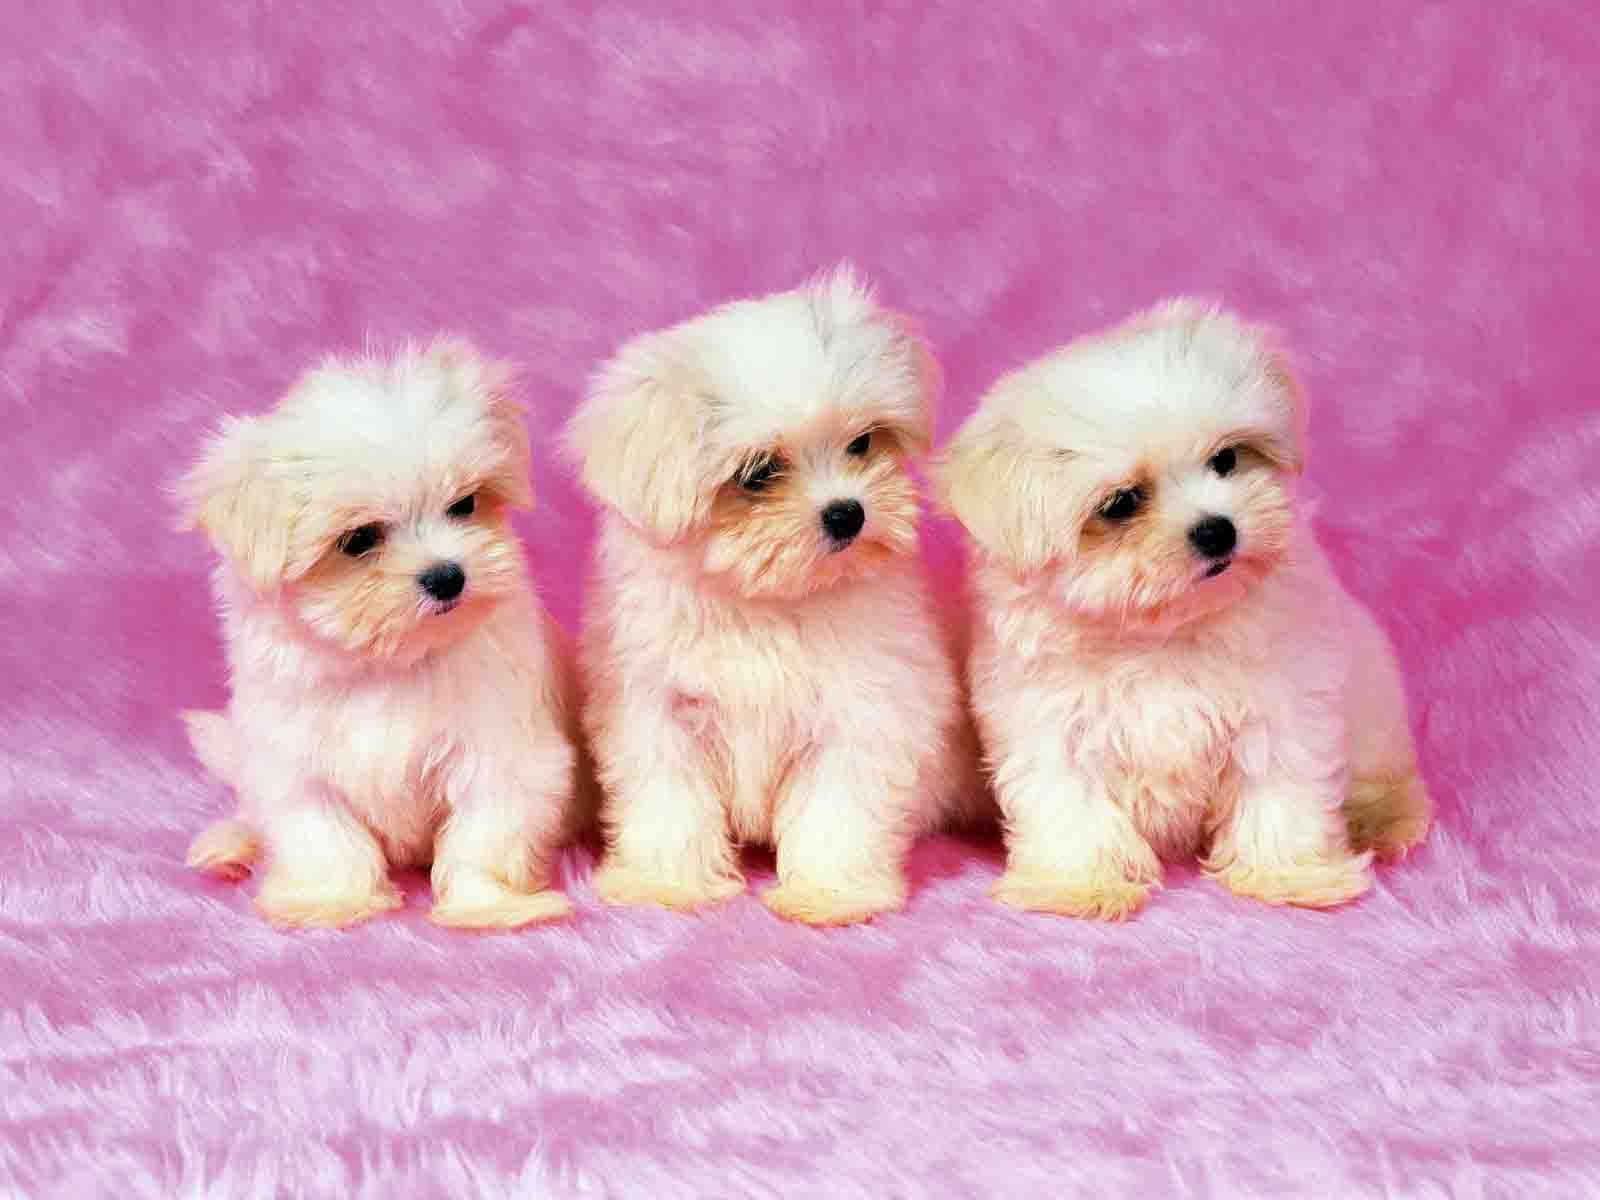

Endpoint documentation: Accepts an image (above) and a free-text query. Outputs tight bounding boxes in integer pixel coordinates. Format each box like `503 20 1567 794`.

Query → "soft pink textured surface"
5 3 1599 1196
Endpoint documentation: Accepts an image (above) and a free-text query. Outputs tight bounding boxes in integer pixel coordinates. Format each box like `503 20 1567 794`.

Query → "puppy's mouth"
427 597 464 616
1203 558 1232 579
826 534 858 554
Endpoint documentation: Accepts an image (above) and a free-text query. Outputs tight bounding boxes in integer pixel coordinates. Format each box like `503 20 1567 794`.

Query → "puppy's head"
566 265 935 599
179 339 534 662
939 300 1305 631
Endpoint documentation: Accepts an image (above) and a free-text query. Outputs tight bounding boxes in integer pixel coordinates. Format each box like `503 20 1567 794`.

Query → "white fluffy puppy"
567 267 977 926
939 301 1431 919
179 340 580 929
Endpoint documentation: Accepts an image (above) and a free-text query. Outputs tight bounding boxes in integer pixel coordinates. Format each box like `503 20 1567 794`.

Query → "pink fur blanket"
5 3 1597 1195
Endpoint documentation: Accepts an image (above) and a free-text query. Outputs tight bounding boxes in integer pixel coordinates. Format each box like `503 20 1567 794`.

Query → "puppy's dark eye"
447 493 476 518
1209 447 1238 477
740 457 782 492
339 523 385 558
846 431 872 456
1099 488 1144 522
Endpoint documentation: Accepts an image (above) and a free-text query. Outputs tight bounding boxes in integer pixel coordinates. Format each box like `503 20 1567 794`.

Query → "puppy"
566 266 979 926
939 301 1431 919
178 340 580 929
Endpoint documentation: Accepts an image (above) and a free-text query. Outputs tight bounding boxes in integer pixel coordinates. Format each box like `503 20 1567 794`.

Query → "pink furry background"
4 3 1598 1195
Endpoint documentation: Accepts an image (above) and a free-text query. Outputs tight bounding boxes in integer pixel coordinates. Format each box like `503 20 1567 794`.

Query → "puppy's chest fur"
602 563 950 846
307 674 458 864
1062 645 1254 858
232 604 542 866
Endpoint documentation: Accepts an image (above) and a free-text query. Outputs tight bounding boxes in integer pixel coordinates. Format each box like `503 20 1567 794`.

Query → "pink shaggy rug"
5 3 1598 1196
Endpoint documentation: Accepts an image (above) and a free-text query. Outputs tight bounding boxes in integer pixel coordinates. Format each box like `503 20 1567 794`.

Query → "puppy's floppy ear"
565 330 718 543
425 337 535 509
937 408 1064 572
175 415 299 592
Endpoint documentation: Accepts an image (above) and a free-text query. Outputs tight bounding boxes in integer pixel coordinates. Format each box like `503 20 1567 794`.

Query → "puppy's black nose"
820 499 865 543
419 561 466 602
1188 516 1237 559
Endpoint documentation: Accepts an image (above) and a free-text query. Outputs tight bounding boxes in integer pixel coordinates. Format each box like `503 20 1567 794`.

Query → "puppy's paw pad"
429 888 573 929
592 864 743 912
1211 854 1374 909
761 879 904 927
255 883 403 929
992 872 1151 921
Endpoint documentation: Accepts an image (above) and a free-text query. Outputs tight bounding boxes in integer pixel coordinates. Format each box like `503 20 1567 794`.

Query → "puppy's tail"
182 709 259 879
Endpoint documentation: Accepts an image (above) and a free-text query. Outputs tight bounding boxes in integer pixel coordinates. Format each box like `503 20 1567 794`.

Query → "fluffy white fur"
939 300 1431 919
567 266 981 926
178 340 582 929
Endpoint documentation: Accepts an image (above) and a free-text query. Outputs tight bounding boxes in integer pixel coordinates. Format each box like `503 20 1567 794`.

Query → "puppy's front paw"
1209 852 1374 909
255 879 403 929
761 877 905 927
592 862 744 912
992 870 1153 921
186 819 259 881
429 887 573 930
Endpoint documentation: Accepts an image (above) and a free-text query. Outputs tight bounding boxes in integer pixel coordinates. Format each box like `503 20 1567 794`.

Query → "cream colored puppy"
179 340 580 929
567 267 976 926
939 301 1430 919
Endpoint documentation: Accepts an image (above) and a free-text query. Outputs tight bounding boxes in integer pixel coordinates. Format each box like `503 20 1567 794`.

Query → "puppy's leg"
992 760 1161 921
1206 747 1373 909
763 745 916 927
254 789 401 928
1342 604 1432 860
430 731 575 930
183 710 261 880
592 704 742 912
